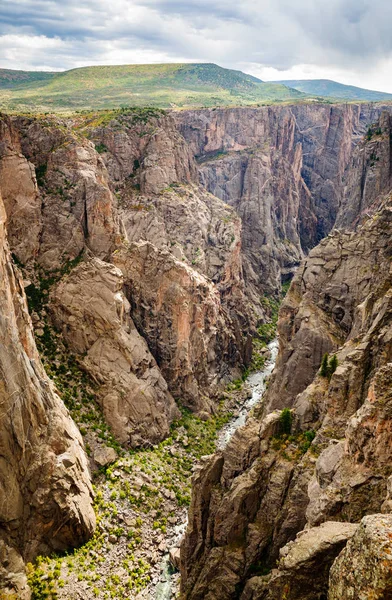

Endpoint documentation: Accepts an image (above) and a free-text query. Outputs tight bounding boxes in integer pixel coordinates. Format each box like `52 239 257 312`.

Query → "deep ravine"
155 339 279 600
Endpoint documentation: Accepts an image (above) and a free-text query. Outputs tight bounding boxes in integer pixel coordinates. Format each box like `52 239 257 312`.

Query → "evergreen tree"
320 353 329 377
280 408 292 435
328 354 338 377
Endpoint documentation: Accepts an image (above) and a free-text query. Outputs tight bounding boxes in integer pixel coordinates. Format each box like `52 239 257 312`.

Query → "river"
155 338 279 600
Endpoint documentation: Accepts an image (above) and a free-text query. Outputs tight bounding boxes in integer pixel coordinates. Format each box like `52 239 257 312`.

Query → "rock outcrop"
2 104 392 597
337 111 392 229
175 104 391 297
180 121 392 599
242 521 357 600
0 191 95 597
114 242 245 411
0 115 42 264
328 514 392 599
50 257 179 446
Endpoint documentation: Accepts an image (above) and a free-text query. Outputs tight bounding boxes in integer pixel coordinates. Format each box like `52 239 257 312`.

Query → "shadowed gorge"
0 101 392 599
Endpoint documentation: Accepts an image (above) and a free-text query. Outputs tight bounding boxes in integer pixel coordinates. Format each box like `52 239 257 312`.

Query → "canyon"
0 101 391 598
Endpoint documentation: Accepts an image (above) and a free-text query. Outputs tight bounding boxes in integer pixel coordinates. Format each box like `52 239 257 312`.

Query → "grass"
23 255 240 599
0 63 305 113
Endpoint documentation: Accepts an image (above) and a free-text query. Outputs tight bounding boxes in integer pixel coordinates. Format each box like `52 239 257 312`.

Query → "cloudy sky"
1 0 392 92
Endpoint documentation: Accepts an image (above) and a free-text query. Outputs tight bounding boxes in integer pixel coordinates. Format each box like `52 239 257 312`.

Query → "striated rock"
89 110 198 193
265 200 392 413
0 115 41 264
114 242 245 412
0 191 95 593
181 159 392 598
50 257 179 446
15 116 121 270
337 111 392 230
175 104 392 296
242 521 357 600
180 412 313 600
329 514 392 599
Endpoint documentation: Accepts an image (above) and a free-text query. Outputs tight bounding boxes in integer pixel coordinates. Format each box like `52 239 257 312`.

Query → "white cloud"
0 0 391 93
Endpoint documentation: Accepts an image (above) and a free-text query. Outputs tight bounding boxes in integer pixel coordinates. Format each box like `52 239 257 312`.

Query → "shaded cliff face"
180 112 392 600
175 104 391 297
337 111 392 229
0 192 95 597
0 110 252 438
50 257 179 446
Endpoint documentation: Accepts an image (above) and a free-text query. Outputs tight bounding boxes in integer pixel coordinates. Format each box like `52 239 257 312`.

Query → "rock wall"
0 111 252 434
0 191 95 597
180 111 392 599
50 257 179 446
175 104 392 296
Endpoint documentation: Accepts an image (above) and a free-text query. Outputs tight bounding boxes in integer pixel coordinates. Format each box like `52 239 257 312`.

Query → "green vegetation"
271 428 317 461
24 251 236 598
279 408 293 435
0 63 305 113
319 353 338 379
276 79 392 102
25 401 234 598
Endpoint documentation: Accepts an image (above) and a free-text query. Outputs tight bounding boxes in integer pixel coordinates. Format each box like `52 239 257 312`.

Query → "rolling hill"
277 79 392 102
0 63 304 113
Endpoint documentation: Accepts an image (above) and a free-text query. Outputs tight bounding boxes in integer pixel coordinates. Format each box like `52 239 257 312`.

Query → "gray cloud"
0 0 391 79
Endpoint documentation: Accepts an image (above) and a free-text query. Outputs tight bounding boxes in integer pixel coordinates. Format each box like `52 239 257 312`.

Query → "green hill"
0 63 304 113
276 79 392 102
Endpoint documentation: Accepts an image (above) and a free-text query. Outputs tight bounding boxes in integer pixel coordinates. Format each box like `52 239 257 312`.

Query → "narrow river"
155 338 279 600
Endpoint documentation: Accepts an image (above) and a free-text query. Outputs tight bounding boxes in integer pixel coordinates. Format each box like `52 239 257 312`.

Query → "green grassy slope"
0 63 304 112
277 79 392 102
0 68 56 89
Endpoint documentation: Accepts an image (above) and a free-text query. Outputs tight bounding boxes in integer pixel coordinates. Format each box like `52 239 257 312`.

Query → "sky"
1 0 392 92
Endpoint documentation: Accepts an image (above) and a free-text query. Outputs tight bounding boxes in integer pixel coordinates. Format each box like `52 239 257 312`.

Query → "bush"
279 408 292 435
320 353 329 377
319 353 338 379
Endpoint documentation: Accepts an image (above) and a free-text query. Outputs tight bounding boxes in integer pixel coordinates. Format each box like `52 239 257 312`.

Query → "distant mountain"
0 63 304 112
276 79 392 102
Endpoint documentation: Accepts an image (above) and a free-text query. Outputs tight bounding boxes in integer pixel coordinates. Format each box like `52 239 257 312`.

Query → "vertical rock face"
175 104 391 296
14 115 121 270
0 115 42 263
2 104 392 597
337 111 392 229
0 192 95 596
86 111 253 403
180 152 392 598
113 242 245 411
50 257 179 446
0 111 253 434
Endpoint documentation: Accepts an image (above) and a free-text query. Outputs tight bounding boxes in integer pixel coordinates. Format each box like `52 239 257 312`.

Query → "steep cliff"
175 104 391 299
2 103 392 597
180 112 392 599
0 191 95 597
0 110 252 441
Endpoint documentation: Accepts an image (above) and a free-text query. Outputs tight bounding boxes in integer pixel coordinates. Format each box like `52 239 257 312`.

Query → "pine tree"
328 354 338 377
320 353 329 377
280 408 292 435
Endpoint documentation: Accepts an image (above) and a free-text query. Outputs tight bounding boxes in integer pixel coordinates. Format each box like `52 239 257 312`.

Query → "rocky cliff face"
0 110 252 441
180 111 392 600
50 257 179 446
0 190 95 597
2 103 392 597
175 104 391 298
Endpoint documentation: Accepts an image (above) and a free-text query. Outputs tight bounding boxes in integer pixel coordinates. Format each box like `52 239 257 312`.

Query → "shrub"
320 353 329 377
279 408 292 435
328 354 338 376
